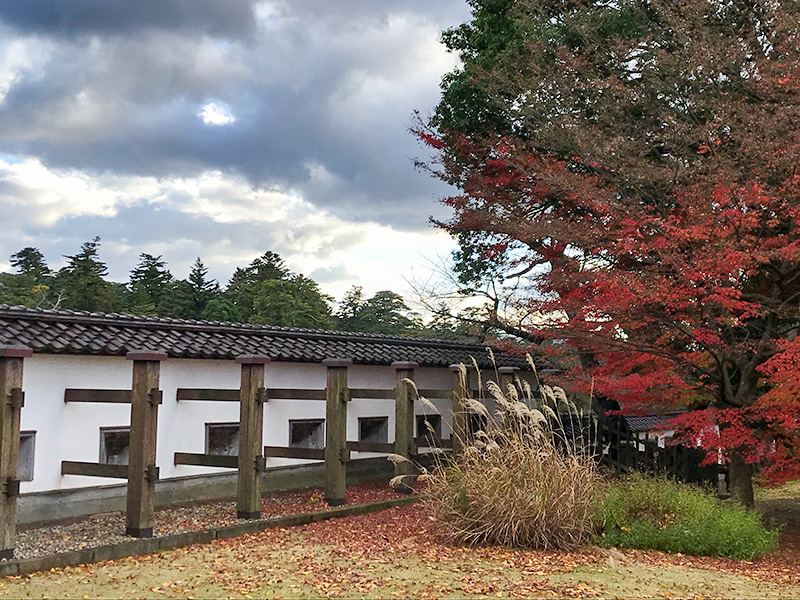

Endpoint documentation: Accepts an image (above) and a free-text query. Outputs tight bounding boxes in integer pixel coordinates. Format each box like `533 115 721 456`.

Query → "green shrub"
415 365 602 550
593 474 780 559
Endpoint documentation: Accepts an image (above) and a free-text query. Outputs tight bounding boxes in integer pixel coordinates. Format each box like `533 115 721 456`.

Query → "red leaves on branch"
414 0 800 485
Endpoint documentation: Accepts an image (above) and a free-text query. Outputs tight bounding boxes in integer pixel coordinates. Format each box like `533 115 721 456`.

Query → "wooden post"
450 364 469 459
236 355 269 519
0 346 31 559
323 358 351 506
125 350 166 538
393 362 417 494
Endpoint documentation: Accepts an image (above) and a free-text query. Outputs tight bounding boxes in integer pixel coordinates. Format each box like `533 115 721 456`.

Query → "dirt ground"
2 484 800 599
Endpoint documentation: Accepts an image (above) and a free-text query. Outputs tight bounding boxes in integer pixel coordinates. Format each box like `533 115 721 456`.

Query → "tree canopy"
0 242 446 340
418 0 800 503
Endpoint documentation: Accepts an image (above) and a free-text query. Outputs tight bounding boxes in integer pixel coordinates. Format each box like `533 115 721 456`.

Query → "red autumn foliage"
417 0 800 493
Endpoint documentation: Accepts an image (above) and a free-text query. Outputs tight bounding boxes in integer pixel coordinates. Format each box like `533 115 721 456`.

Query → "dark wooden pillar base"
393 482 414 495
125 350 166 539
236 510 262 520
125 527 153 538
450 364 469 458
0 346 31 559
323 358 351 507
393 362 417 491
236 356 270 520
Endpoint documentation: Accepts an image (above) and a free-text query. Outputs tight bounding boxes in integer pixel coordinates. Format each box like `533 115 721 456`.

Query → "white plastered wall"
19 355 455 494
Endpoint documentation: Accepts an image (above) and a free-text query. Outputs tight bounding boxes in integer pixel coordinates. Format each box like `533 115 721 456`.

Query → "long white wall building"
0 305 530 499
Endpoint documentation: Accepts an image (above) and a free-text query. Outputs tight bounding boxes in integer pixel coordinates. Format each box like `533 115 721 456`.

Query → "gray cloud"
0 0 257 38
0 1 467 228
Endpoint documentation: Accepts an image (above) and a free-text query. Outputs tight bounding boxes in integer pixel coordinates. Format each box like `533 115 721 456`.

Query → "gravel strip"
13 480 398 560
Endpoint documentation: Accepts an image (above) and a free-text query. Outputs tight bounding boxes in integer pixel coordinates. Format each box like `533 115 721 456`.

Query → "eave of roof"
0 304 532 370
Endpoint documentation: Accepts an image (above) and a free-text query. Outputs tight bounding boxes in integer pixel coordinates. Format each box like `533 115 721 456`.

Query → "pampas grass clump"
416 362 602 551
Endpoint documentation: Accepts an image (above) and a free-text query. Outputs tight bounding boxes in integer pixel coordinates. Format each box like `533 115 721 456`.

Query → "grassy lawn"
3 499 800 599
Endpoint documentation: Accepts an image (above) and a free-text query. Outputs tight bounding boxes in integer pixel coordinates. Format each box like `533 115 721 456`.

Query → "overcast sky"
0 0 470 303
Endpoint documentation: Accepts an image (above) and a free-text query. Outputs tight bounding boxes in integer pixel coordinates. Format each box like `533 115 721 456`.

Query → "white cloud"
0 156 153 226
0 157 456 299
199 101 236 125
0 35 53 105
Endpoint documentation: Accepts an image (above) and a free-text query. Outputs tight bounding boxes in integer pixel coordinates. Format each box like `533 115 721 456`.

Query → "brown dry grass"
412 361 602 551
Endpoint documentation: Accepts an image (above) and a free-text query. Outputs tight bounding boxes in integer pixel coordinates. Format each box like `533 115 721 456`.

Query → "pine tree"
56 237 115 312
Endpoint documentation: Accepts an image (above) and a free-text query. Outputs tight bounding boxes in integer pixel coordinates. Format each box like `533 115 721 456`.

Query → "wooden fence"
0 347 475 558
593 414 721 486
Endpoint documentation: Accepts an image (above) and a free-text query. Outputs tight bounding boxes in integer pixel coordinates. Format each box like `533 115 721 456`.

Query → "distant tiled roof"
624 413 682 433
0 304 531 369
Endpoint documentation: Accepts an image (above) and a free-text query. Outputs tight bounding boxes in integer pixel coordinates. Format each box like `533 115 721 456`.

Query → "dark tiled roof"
0 305 531 369
624 413 682 433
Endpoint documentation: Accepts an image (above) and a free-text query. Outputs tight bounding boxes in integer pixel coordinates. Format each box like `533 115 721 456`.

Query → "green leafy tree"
200 297 242 323
251 275 332 328
336 287 420 335
433 0 520 137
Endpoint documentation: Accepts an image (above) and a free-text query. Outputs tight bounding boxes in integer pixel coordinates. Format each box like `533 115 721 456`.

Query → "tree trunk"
728 452 755 508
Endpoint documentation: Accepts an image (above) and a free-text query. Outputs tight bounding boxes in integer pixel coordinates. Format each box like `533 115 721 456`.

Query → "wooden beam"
414 436 453 449
0 346 31 559
236 355 269 519
125 350 166 538
64 389 132 403
263 446 327 461
173 452 238 469
176 388 239 402
415 389 451 400
323 358 351 506
265 389 326 401
346 441 395 453
61 461 129 479
348 388 395 399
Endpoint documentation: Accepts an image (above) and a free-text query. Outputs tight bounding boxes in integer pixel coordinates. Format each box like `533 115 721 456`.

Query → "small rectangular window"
359 416 388 444
19 431 35 482
100 427 130 465
289 419 324 449
205 423 240 456
416 414 442 441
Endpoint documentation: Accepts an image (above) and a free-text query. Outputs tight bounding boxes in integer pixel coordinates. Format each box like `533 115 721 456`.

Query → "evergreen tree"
127 253 173 315
0 247 53 307
225 252 289 321
56 237 115 312
335 287 420 335
10 247 51 281
357 291 420 336
173 258 220 319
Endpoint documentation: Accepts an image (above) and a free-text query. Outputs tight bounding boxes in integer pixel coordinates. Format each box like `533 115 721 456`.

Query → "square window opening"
19 431 35 482
416 414 442 441
206 423 240 456
358 417 388 444
100 427 130 465
289 419 324 449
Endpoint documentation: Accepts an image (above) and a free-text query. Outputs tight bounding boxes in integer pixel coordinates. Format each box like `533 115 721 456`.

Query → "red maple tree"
417 0 800 504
